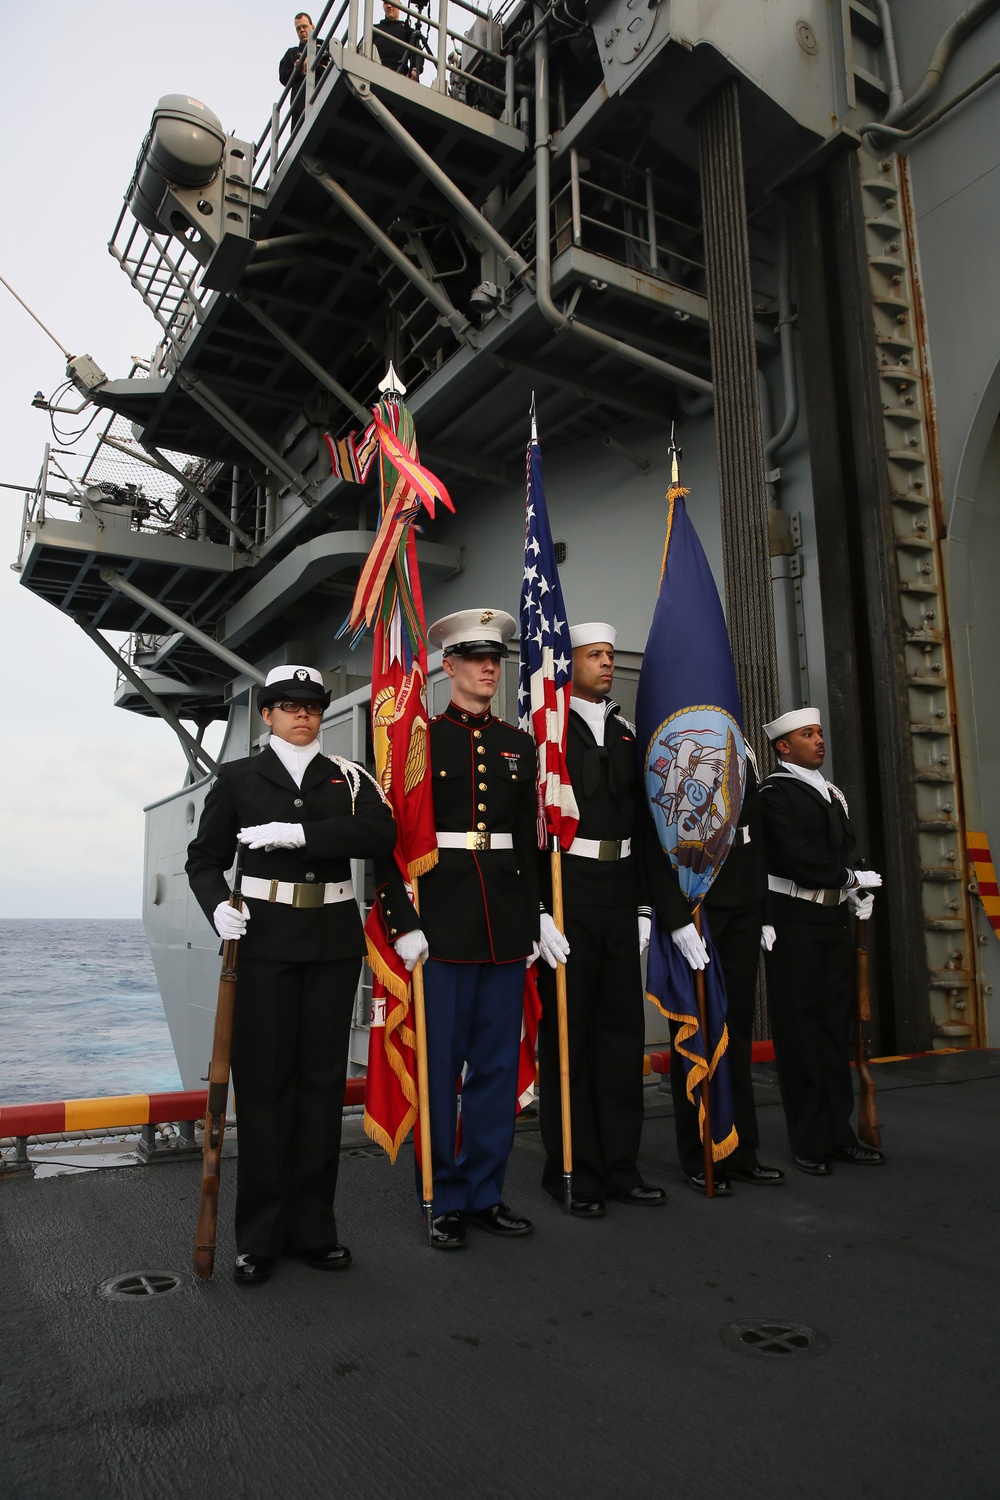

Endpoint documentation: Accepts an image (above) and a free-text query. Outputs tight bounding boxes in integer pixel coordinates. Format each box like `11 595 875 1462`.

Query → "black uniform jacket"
540 703 651 910
652 764 770 931
376 704 541 963
757 769 857 924
372 16 415 71
186 746 397 964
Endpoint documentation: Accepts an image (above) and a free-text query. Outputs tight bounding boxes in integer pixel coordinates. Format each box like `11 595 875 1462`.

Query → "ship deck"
3 1050 998 1500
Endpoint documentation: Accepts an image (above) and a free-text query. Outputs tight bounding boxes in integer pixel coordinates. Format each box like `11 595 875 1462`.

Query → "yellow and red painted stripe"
967 830 1000 937
1 1079 368 1139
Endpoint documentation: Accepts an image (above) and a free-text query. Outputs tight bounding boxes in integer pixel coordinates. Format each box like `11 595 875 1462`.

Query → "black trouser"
231 956 360 1256
538 903 646 1202
670 903 763 1174
765 908 857 1159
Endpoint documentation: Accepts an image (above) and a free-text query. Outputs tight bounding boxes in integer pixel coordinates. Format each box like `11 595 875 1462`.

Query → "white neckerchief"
268 732 322 789
571 695 606 747
779 758 831 802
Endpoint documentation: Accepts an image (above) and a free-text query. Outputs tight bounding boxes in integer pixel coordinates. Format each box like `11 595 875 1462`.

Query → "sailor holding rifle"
186 664 397 1285
376 609 540 1250
758 708 885 1175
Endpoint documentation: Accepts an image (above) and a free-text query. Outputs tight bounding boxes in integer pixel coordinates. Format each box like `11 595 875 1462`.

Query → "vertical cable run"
698 80 780 760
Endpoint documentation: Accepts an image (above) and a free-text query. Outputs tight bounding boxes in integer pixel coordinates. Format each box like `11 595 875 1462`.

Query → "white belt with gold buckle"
242 875 355 909
436 831 514 852
566 837 632 862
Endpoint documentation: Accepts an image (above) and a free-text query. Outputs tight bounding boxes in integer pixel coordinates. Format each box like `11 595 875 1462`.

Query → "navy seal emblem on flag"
645 706 745 905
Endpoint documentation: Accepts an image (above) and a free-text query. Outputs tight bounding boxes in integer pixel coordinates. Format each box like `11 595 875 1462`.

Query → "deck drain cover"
721 1320 830 1358
101 1270 190 1300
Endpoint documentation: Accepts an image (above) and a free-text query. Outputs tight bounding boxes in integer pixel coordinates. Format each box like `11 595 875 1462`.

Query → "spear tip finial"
379 361 407 400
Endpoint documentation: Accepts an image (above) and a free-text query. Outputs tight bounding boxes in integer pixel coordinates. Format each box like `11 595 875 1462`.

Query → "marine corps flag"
635 474 742 1162
327 367 447 1160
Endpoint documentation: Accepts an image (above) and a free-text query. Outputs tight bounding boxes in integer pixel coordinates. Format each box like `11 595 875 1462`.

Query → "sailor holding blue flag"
635 460 743 1193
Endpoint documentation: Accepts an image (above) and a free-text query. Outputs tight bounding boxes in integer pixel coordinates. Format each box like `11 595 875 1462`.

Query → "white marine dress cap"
428 608 517 657
569 622 617 649
763 706 823 741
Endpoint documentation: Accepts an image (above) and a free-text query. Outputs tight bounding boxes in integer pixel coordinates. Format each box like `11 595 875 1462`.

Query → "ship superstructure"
13 0 1000 1085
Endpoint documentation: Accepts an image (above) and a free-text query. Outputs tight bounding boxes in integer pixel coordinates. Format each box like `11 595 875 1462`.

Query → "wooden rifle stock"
854 914 881 1148
194 846 246 1279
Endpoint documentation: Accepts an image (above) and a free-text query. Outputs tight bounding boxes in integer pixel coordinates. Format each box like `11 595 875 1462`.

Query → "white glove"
760 924 776 952
850 869 882 890
237 821 305 850
638 915 651 955
850 893 875 921
213 899 249 941
528 941 541 967
393 928 429 971
671 922 709 971
538 911 571 968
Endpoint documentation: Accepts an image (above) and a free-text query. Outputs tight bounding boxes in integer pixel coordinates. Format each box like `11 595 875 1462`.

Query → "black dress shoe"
299 1242 352 1271
608 1184 668 1206
568 1197 607 1219
467 1202 533 1237
794 1155 832 1176
683 1170 732 1196
728 1162 786 1185
430 1211 468 1249
832 1143 886 1166
233 1253 275 1286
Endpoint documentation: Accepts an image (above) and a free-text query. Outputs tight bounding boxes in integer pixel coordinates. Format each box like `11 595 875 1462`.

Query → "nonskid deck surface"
2 1053 997 1500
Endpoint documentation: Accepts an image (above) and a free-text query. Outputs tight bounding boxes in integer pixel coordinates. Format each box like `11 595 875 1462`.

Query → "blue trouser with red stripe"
418 958 526 1214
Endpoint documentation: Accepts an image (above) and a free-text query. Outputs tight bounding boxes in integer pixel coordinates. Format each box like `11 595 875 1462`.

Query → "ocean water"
0 919 182 1106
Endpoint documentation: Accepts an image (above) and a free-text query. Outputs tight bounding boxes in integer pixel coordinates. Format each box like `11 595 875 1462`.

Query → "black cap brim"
443 640 509 659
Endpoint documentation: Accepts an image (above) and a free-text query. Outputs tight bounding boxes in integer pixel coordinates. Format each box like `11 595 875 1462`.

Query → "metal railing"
552 148 705 284
254 0 518 190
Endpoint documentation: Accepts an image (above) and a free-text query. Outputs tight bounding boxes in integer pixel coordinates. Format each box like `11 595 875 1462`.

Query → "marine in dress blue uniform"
376 609 541 1249
186 665 397 1284
536 623 667 1216
758 708 885 1175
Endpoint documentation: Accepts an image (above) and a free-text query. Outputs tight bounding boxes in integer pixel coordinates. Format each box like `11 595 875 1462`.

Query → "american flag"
517 418 579 848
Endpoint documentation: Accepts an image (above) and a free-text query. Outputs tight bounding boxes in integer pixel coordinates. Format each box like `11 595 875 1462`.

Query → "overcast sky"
0 2 311 915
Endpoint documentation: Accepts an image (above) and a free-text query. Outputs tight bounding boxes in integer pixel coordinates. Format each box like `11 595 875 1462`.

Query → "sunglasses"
272 700 324 716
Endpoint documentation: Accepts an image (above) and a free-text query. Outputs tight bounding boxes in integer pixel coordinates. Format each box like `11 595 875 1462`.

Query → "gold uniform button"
478 803 486 811
390 928 398 936
438 770 446 777
461 712 468 721
473 730 482 739
478 764 486 772
477 821 486 831
479 782 487 790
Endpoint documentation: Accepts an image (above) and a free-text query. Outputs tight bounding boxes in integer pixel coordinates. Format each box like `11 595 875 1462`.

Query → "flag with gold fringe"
328 373 450 1160
634 472 743 1162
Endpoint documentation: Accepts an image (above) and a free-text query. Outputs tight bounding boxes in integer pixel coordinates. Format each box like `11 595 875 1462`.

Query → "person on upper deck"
278 12 330 129
372 1 422 79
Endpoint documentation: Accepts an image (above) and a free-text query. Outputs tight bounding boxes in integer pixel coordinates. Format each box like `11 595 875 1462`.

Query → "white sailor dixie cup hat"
428 608 517 658
569 621 617 649
258 664 332 712
763 707 823 741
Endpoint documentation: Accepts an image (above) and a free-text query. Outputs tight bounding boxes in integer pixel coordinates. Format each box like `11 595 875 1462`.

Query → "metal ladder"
858 146 980 1046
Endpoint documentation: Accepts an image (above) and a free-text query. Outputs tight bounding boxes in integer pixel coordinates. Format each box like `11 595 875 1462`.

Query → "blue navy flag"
635 485 743 1161
517 420 579 848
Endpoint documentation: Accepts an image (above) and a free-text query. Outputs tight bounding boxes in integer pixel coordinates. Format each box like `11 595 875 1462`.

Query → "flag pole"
409 878 436 1243
692 910 715 1197
549 836 573 1212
